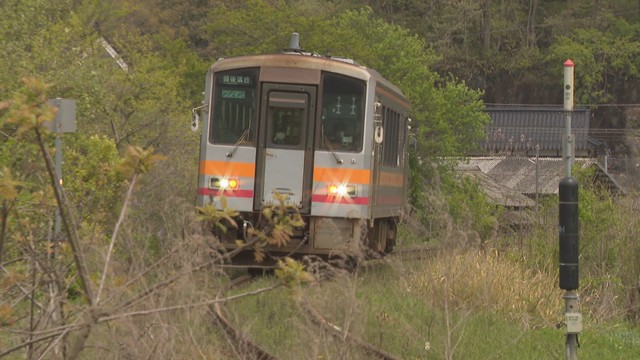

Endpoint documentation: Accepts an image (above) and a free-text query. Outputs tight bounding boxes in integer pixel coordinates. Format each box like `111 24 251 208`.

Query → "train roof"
210 53 407 103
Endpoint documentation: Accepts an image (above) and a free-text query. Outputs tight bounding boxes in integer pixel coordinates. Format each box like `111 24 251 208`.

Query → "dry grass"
411 249 564 327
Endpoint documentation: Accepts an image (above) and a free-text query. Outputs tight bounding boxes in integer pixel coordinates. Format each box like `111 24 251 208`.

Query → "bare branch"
188 325 208 360
0 324 84 358
96 173 139 304
35 328 69 360
100 245 183 306
34 128 95 306
119 257 222 310
99 283 283 323
0 201 11 266
221 235 263 261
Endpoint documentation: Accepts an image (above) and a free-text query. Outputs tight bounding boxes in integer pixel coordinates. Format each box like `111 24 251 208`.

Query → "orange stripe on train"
313 167 370 184
200 160 255 177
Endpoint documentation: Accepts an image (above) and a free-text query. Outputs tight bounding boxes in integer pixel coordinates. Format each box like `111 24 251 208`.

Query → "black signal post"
559 176 582 360
559 177 579 290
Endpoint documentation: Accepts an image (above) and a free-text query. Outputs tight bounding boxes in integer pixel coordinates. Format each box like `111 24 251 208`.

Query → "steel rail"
212 275 279 360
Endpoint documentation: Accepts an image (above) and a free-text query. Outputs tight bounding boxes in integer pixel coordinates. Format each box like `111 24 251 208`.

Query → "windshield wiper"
322 133 343 164
226 128 250 158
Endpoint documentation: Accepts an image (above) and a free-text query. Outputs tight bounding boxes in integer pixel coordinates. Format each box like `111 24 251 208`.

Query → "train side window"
210 68 259 145
319 73 365 152
381 107 401 168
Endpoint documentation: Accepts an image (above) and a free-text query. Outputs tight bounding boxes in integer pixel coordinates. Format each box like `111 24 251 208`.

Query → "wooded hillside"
2 1 640 358
103 0 640 121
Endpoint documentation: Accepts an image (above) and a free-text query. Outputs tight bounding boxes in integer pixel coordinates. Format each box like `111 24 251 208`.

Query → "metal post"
564 291 580 360
535 144 540 204
54 134 62 238
560 59 580 360
46 99 77 256
563 60 575 177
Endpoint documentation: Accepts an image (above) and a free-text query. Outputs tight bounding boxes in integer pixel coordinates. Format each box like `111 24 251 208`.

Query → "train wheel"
384 221 397 254
356 219 369 261
369 220 387 254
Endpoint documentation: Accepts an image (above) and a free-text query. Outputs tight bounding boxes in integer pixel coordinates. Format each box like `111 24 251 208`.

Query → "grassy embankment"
226 197 640 360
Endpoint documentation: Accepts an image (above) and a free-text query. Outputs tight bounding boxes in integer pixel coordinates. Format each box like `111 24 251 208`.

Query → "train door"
255 84 316 214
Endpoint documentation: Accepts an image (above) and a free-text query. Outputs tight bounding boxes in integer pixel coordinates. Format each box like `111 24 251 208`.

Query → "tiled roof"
458 156 597 195
482 105 591 154
459 169 536 208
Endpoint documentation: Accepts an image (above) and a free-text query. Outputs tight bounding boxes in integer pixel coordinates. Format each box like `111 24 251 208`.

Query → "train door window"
268 108 304 147
210 68 258 144
318 73 365 152
266 91 307 148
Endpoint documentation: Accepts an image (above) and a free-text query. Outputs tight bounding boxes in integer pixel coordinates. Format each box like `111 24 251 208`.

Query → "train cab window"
210 68 259 145
269 109 304 147
319 73 365 152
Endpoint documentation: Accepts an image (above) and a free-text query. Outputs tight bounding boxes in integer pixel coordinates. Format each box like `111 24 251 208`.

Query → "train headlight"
328 183 356 198
210 177 239 191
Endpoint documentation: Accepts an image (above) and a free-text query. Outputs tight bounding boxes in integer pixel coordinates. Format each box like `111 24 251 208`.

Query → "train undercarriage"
213 211 397 267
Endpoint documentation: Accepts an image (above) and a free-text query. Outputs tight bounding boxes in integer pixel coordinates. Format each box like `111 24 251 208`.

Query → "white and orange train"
195 35 410 264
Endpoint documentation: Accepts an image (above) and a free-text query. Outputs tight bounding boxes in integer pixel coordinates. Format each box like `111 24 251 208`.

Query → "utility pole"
46 99 77 251
45 99 77 356
559 59 581 360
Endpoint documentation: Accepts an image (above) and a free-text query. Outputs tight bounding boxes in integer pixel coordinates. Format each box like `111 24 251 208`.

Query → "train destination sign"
222 75 252 86
221 90 246 99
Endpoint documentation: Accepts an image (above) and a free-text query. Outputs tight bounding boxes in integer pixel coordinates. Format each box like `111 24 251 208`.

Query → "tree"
549 25 640 106
202 3 488 158
1 81 315 358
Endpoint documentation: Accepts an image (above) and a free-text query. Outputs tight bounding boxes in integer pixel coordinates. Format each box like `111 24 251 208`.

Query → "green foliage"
320 8 489 157
197 193 307 263
441 167 499 241
196 198 239 235
249 193 305 262
501 166 640 323
0 167 21 202
548 24 640 105
0 0 199 157
275 257 314 290
204 4 488 159
64 135 123 224
4 0 640 354
0 79 58 263
320 7 489 158
407 152 427 217
118 145 167 177
568 167 640 321
205 0 304 56
3 78 57 136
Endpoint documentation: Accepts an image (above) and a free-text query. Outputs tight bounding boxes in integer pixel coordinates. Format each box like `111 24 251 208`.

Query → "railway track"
212 275 279 360
212 244 436 359
388 244 440 261
299 296 403 360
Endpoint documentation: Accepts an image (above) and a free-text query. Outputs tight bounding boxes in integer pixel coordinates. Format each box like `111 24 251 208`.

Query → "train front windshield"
210 68 259 144
319 73 365 152
209 68 365 152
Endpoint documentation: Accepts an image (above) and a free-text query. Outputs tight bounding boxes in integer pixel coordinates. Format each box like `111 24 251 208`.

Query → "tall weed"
411 249 563 327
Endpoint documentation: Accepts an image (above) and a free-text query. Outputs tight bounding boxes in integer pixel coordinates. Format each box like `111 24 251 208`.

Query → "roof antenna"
285 32 304 53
